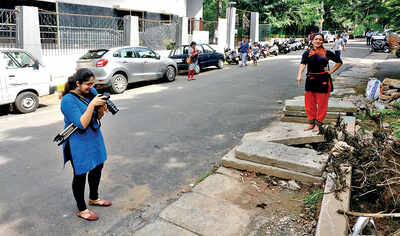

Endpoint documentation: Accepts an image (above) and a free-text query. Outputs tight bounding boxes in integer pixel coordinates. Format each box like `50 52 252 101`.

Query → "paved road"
0 41 370 235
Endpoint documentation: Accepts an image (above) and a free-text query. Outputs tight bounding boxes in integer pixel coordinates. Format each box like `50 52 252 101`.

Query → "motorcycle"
250 47 260 64
224 48 239 65
268 42 279 56
276 40 290 54
370 39 390 53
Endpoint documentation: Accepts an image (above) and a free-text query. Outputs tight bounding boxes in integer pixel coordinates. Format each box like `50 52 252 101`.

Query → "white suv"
321 31 335 43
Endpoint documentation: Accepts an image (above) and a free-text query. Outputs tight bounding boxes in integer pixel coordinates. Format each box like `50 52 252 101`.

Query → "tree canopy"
203 0 400 37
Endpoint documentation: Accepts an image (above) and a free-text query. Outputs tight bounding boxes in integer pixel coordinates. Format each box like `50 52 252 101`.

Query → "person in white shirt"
333 34 346 59
365 30 372 45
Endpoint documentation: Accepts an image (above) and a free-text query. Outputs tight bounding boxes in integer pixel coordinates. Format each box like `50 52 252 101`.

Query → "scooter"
268 43 279 56
224 48 239 64
370 39 390 53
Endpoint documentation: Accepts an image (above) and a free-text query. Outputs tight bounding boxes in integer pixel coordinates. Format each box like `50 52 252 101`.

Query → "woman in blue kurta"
61 68 111 221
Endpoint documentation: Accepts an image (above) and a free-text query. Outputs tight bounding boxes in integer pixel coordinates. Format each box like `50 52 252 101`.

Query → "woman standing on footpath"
61 68 112 221
296 33 343 132
239 39 249 67
187 41 199 81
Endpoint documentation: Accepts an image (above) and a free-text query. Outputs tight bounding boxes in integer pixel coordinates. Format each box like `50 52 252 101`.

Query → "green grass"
194 164 219 186
304 189 323 217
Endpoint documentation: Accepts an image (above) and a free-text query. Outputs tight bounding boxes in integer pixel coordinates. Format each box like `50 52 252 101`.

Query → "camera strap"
69 92 101 129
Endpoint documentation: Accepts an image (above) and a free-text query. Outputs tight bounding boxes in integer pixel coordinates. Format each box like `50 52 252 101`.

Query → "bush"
164 40 176 50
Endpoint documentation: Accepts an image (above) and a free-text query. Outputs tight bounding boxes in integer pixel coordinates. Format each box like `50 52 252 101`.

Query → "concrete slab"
235 140 328 176
285 99 356 113
283 110 346 119
331 88 356 97
215 166 242 179
159 192 251 236
193 173 244 200
242 121 325 146
221 150 324 183
133 220 197 236
280 116 336 124
315 165 352 236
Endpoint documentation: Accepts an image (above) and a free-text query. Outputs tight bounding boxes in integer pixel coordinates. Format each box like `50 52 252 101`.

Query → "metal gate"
0 9 17 48
139 18 178 50
39 11 125 56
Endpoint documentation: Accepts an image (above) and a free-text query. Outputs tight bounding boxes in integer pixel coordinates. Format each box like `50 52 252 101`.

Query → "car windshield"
170 46 189 56
80 49 108 59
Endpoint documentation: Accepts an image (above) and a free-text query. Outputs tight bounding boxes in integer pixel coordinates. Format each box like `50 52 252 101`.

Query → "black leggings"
66 142 104 211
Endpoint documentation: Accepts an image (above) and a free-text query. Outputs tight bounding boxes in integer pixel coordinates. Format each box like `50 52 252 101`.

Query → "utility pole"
217 0 223 19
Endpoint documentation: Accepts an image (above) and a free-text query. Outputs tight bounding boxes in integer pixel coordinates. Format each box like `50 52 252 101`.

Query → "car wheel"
217 59 224 69
194 64 200 74
383 46 390 53
15 91 39 114
396 49 400 58
164 66 176 82
110 73 128 94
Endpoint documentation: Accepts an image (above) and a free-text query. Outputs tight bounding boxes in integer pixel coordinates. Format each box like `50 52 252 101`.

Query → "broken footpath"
130 52 388 236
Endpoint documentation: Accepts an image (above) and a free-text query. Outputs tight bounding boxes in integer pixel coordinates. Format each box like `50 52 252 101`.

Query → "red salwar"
304 78 331 125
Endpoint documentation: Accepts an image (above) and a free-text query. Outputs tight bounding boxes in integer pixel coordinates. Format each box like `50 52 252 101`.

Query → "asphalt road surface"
0 41 370 235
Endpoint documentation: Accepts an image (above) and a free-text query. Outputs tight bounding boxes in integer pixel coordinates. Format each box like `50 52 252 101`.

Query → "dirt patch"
222 172 321 235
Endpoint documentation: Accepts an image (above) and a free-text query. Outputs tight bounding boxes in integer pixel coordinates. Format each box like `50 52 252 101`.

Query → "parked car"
0 48 55 113
321 31 335 43
168 44 225 74
76 46 178 94
371 32 386 42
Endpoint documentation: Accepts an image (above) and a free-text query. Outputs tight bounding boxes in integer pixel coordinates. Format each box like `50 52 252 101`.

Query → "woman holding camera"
61 68 111 221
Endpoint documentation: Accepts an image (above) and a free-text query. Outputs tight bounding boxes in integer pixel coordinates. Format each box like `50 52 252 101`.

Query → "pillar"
217 18 227 51
124 15 139 46
250 12 259 43
15 6 42 63
226 7 236 50
176 17 189 47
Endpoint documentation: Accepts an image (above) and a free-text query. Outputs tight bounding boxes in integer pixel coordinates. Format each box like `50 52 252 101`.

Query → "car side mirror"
33 60 39 70
156 54 161 60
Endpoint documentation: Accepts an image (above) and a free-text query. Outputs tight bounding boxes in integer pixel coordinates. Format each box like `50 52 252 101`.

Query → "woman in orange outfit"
296 33 343 132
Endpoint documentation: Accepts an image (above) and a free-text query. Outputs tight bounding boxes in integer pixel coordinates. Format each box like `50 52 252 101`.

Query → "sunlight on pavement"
0 155 11 166
110 85 169 101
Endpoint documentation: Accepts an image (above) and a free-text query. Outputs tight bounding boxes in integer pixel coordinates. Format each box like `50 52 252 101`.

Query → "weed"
304 189 323 217
194 164 219 186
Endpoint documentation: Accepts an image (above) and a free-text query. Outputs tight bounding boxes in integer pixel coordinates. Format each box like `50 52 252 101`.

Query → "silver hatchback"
76 46 178 94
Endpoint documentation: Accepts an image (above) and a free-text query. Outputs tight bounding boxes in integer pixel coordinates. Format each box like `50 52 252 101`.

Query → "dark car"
168 44 225 74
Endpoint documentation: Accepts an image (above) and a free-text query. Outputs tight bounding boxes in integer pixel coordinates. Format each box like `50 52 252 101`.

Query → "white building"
22 0 203 19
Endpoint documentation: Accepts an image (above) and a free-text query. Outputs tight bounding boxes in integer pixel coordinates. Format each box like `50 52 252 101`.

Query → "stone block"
235 140 328 176
283 110 345 119
133 220 196 236
242 121 325 146
221 150 324 183
160 192 251 236
215 166 242 179
193 173 244 200
315 165 352 236
280 116 336 124
285 99 356 113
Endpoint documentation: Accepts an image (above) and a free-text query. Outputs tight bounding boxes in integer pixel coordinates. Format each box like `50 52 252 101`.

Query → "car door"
196 45 208 68
4 51 49 99
135 47 163 79
202 44 218 66
114 48 144 82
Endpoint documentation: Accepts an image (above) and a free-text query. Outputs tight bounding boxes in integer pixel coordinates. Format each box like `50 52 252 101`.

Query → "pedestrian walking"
341 30 348 46
239 39 249 67
366 30 372 45
187 41 198 81
296 33 343 132
60 68 112 221
332 34 346 59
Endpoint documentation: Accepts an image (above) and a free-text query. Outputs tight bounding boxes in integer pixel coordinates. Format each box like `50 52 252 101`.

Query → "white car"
0 49 55 113
321 31 335 43
371 32 386 42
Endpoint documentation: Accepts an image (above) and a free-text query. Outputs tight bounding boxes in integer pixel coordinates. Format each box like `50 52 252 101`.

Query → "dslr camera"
100 92 119 115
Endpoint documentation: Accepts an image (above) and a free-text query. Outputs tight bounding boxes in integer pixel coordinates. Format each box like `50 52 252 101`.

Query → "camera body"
100 92 119 115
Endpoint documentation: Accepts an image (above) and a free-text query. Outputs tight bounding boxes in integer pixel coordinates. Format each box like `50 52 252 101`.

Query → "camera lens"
106 100 119 115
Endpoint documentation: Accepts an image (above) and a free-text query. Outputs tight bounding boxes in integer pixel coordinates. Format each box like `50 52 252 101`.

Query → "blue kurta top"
61 88 107 175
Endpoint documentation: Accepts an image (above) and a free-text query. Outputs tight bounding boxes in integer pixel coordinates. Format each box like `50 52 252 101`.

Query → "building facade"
0 0 203 20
